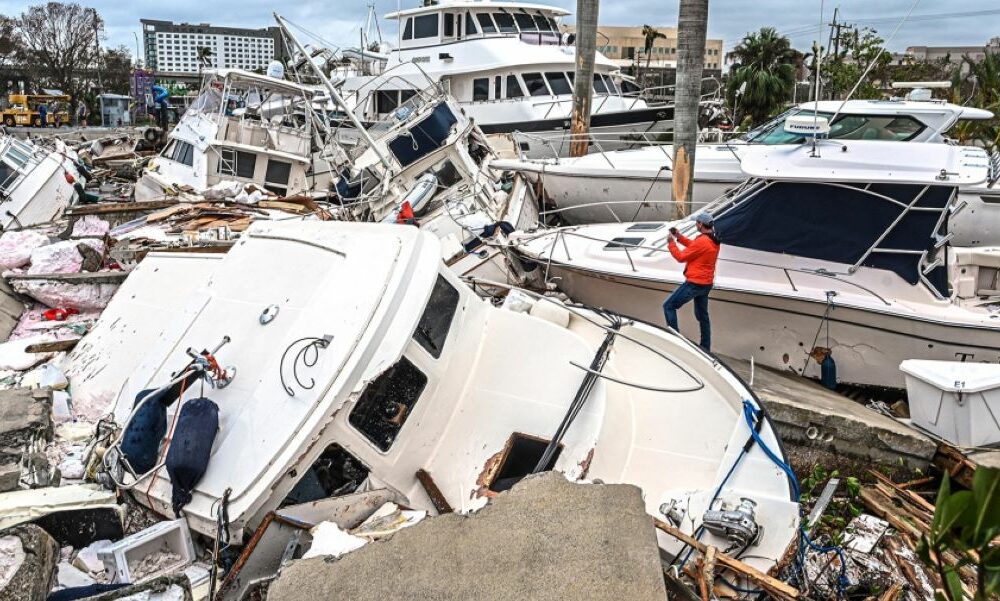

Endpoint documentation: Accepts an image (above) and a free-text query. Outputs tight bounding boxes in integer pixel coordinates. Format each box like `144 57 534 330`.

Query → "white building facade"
141 19 286 78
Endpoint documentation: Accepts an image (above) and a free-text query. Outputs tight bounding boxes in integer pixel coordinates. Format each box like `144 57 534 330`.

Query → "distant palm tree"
196 46 214 77
725 27 797 125
642 24 666 71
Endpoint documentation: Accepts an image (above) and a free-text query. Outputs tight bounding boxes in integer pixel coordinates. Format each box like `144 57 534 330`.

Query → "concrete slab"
722 356 936 469
0 388 53 463
268 473 667 601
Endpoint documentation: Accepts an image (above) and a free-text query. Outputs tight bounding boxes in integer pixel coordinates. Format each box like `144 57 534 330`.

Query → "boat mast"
274 12 393 170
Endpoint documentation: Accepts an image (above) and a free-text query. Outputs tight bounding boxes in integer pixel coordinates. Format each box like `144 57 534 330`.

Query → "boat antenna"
830 0 920 123
274 12 393 171
810 0 825 157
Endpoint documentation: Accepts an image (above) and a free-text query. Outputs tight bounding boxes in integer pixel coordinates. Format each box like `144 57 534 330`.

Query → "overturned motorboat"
0 133 81 230
93 220 798 573
513 141 1000 388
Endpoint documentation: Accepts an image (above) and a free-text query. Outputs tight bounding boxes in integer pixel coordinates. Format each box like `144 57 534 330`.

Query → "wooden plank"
652 519 799 601
67 199 178 216
415 469 454 514
7 271 128 284
25 339 81 353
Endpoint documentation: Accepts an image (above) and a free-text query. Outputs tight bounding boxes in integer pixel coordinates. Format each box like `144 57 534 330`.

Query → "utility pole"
670 0 709 219
569 0 599 157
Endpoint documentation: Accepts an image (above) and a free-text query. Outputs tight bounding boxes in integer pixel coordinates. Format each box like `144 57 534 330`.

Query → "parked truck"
1 94 71 127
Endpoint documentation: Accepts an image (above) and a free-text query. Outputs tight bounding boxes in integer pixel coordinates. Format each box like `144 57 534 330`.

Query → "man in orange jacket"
664 213 720 351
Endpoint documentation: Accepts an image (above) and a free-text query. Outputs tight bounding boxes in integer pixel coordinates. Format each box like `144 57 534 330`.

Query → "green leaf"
932 474 954 533
969 467 1000 546
944 568 963 601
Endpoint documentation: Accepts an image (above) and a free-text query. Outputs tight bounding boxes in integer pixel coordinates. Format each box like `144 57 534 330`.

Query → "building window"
218 148 256 179
472 77 489 101
348 356 428 452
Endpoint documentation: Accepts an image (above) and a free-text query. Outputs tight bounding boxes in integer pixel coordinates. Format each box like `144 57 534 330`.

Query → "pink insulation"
28 240 105 275
0 230 50 270
12 281 119 311
71 215 111 238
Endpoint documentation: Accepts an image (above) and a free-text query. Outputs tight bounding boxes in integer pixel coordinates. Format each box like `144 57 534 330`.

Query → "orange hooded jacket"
668 232 720 285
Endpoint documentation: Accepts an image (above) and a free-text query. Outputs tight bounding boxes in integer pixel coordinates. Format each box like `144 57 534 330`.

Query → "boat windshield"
744 109 927 144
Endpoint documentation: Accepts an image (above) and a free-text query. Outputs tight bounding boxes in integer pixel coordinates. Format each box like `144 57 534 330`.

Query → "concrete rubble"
268 473 669 601
0 524 59 601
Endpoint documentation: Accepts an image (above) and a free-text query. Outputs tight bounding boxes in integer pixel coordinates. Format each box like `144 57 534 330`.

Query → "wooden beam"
653 518 799 601
415 469 453 514
7 271 128 284
66 199 179 216
24 339 80 353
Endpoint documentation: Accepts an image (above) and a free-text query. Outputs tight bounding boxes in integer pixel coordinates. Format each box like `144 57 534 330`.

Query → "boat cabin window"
603 237 645 250
522 72 549 96
506 75 525 99
603 75 620 94
593 73 608 94
0 161 18 191
487 433 562 493
165 140 194 167
747 111 927 145
476 13 497 34
413 275 460 358
349 356 428 452
402 18 413 40
443 12 455 37
413 14 439 39
427 159 463 190
264 159 291 196
281 443 370 505
514 11 537 32
493 12 517 33
4 141 31 169
545 72 572 96
534 13 553 31
217 148 256 179
621 79 641 95
472 78 489 102
465 12 478 35
376 90 399 114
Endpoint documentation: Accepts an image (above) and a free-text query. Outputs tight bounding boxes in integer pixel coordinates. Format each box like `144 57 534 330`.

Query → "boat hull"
539 261 1000 388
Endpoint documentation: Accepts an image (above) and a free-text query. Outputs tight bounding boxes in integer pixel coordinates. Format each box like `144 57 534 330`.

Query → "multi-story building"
141 19 289 81
560 24 724 74
894 37 1000 66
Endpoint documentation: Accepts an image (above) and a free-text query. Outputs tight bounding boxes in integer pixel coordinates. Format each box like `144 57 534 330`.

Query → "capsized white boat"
95 220 798 573
0 134 81 230
494 94 999 237
512 140 1000 389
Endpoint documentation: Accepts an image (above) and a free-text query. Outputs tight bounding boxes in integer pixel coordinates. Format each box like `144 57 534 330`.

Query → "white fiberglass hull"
528 260 1000 389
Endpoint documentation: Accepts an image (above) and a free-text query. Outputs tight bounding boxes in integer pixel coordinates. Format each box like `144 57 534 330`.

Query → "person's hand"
667 233 676 243
669 227 679 236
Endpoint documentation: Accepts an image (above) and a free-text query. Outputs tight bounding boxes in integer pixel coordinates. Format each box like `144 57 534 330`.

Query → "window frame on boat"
263 159 292 196
348 355 429 452
216 147 257 179
472 78 489 102
521 72 550 97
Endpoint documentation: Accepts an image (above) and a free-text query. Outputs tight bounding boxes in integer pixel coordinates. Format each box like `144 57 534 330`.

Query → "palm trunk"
671 0 709 219
569 0 599 158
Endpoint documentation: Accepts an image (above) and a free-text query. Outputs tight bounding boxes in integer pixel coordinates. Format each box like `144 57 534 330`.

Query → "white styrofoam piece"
902 360 1000 447
900 360 1000 393
97 519 195 584
302 522 367 559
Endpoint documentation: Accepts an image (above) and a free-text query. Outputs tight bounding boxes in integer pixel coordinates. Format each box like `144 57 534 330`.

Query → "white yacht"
512 141 1000 389
494 95 998 232
92 220 799 575
0 134 81 230
335 0 672 158
135 69 346 202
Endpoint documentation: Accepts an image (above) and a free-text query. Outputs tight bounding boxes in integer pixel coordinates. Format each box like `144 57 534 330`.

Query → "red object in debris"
396 201 416 225
42 307 80 321
63 171 76 185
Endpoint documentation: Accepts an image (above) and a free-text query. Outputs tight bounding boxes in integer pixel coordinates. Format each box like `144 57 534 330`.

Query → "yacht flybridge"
513 141 1000 389
495 95 998 233
336 0 672 158
96 220 798 575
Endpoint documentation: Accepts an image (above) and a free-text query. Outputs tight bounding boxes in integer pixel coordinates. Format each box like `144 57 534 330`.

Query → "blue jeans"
663 282 713 351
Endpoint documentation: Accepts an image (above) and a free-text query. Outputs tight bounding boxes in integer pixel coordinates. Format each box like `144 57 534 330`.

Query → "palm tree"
642 25 666 71
671 0 708 218
725 27 797 125
196 46 214 77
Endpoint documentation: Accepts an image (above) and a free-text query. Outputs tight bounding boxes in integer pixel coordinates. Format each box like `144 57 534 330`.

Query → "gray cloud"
0 0 995 58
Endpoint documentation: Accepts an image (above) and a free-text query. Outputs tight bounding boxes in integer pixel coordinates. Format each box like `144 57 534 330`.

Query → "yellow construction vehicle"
0 94 72 127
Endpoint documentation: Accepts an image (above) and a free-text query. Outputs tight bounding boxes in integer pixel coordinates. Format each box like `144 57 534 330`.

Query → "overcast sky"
1 0 997 57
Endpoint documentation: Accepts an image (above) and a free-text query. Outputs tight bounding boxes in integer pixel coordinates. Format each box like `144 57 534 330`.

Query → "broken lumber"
24 339 81 354
415 469 453 514
653 519 799 601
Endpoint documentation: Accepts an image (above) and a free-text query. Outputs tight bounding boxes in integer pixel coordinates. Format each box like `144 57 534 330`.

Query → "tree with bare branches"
12 2 104 103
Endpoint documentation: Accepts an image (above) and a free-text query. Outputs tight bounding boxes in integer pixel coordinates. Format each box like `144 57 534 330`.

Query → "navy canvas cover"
713 181 951 294
388 103 459 167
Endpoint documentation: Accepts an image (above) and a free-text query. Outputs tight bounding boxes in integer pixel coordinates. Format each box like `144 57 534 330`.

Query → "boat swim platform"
720 356 937 471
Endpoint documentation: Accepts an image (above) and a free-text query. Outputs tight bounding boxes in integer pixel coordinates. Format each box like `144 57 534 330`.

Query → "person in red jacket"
664 213 720 351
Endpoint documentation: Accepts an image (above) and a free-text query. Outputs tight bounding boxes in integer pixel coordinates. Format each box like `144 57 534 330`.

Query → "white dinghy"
94 220 798 574
513 141 1000 389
